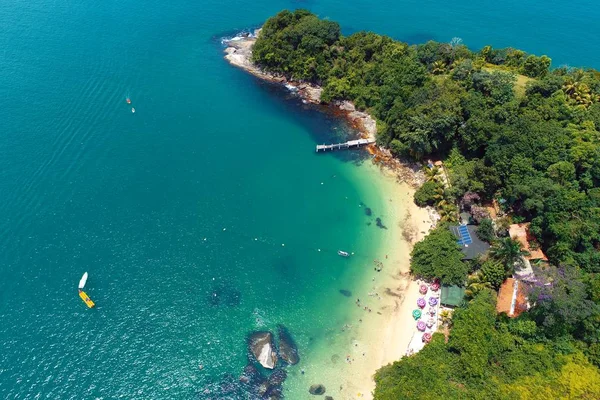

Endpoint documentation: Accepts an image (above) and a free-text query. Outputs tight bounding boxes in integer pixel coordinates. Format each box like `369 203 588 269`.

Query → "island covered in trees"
250 9 600 399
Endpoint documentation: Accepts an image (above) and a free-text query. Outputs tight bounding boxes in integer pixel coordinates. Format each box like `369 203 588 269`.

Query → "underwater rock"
339 289 352 297
376 217 387 229
277 324 299 365
365 207 372 216
309 384 326 395
268 369 288 387
325 397 334 400
249 331 277 369
207 281 242 307
264 385 283 400
239 363 264 386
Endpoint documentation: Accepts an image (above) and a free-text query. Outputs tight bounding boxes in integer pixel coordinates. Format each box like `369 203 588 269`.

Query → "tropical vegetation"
253 9 600 271
252 9 600 399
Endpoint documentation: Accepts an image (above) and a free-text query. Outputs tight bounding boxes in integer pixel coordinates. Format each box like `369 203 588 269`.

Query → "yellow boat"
79 290 95 308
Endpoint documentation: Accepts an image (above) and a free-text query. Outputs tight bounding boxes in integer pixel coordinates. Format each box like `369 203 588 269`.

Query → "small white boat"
78 272 88 289
337 250 350 257
131 107 136 113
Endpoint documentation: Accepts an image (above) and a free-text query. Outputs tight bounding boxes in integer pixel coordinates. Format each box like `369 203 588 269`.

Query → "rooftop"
496 278 528 317
508 223 548 261
440 285 465 307
449 224 491 260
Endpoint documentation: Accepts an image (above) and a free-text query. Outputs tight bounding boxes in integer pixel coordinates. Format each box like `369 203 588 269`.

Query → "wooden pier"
315 138 375 152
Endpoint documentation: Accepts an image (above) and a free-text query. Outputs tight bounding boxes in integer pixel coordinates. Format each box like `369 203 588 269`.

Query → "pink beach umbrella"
431 282 440 291
429 297 438 307
417 298 426 308
422 332 432 343
417 320 426 331
419 284 428 295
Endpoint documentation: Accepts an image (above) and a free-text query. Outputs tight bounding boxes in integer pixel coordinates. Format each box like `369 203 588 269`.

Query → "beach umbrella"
417 298 426 308
426 318 435 328
419 284 428 295
431 282 440 291
429 297 438 307
422 333 432 343
412 309 422 320
417 320 426 331
428 308 436 317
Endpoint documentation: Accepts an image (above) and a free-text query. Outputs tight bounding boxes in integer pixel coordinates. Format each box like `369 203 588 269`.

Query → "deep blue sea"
1 0 598 398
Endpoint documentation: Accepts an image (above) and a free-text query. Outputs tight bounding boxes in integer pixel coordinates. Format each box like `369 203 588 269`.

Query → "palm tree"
562 79 579 97
424 166 441 182
562 80 599 108
433 186 445 202
489 237 530 273
440 310 453 327
465 272 492 299
438 203 459 222
431 60 446 75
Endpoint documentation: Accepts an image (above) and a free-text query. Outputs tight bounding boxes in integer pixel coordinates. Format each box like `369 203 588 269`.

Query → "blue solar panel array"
456 225 472 246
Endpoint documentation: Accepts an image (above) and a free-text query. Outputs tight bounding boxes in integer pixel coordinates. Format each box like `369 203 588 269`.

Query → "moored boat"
337 250 349 257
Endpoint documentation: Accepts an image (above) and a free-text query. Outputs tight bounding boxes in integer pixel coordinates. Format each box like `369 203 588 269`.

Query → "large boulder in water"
248 331 277 369
277 324 299 365
309 384 326 395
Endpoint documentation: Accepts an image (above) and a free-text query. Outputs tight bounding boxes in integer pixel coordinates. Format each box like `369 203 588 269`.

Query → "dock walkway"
315 138 375 152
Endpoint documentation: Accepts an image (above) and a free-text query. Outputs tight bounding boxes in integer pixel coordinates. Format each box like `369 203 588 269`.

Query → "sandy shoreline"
327 164 432 399
224 32 434 398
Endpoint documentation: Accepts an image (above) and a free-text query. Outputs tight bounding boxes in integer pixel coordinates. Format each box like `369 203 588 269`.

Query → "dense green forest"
252 10 600 399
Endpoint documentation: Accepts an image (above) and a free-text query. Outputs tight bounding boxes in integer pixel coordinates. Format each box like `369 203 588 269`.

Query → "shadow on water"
271 254 297 281
253 79 373 165
206 280 242 307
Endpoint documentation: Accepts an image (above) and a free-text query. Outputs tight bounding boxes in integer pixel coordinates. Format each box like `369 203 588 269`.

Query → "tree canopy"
409 225 467 285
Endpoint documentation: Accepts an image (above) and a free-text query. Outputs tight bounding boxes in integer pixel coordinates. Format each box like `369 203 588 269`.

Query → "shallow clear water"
1 0 598 398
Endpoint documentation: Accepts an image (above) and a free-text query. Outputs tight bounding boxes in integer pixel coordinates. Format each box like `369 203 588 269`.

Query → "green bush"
481 259 506 289
414 181 441 207
477 218 495 243
410 226 468 285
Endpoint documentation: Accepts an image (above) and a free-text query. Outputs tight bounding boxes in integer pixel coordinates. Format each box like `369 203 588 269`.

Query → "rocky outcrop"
277 324 299 365
249 331 277 369
309 384 326 395
335 100 377 141
339 289 352 297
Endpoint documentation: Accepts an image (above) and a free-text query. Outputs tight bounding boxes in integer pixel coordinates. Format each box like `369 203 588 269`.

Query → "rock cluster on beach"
199 324 300 399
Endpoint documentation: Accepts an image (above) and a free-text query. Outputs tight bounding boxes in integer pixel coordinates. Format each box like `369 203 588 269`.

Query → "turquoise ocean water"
1 0 599 398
